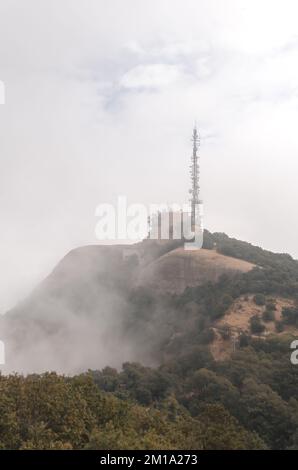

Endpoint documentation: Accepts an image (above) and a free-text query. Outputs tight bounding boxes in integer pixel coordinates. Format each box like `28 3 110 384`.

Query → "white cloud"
119 63 184 90
195 57 213 79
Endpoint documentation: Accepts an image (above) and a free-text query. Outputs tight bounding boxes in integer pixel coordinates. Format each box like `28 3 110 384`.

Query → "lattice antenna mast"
189 126 201 227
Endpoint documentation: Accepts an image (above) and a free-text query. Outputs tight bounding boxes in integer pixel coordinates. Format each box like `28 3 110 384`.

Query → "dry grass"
137 248 255 294
210 295 298 361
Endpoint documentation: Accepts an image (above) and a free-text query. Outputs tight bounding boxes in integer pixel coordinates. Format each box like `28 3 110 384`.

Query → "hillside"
1 231 298 449
1 231 298 374
0 233 256 373
138 246 254 294
211 294 298 361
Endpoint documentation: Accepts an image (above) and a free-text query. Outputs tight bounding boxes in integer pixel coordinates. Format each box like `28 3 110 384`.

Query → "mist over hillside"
1 230 298 375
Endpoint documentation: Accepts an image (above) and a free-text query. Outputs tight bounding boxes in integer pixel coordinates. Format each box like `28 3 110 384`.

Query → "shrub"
266 302 277 311
281 307 298 326
262 310 275 322
239 333 250 348
253 294 266 306
250 315 265 334
275 321 284 333
220 326 231 341
199 328 216 345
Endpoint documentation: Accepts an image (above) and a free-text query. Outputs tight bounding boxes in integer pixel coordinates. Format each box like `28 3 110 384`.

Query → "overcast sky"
1 0 298 312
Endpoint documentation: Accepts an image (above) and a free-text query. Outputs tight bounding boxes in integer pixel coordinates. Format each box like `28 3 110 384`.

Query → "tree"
236 378 294 449
253 294 266 306
282 307 298 326
275 321 284 333
196 404 266 450
250 315 265 334
262 309 275 322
